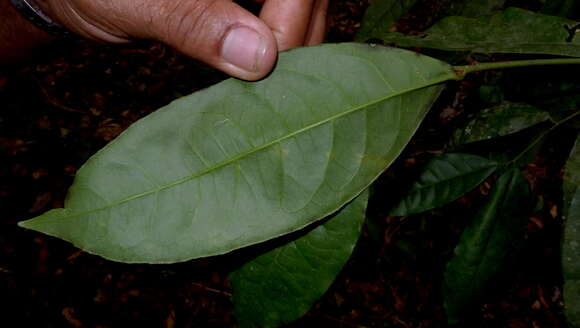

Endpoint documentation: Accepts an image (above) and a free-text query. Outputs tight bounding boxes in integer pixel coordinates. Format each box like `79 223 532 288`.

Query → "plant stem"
453 58 580 79
450 57 580 167
506 109 580 167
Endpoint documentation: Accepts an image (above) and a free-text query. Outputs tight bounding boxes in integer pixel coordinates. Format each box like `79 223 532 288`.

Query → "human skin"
0 1 56 63
1 0 328 80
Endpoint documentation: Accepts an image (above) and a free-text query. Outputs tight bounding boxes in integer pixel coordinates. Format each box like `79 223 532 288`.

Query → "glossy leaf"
444 169 531 324
390 153 497 216
230 191 368 328
563 135 580 328
19 44 454 263
376 8 580 57
356 0 418 42
452 102 551 146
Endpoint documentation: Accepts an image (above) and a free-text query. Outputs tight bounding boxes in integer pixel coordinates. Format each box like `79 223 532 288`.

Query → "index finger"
259 0 315 51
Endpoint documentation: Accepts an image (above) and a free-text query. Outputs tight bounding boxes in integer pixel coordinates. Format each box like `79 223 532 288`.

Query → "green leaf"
444 169 531 324
356 0 418 42
565 135 580 206
564 189 580 328
376 8 580 57
452 102 551 146
18 44 455 263
390 153 498 216
563 135 580 328
446 0 505 17
492 109 580 170
461 123 551 169
230 190 369 328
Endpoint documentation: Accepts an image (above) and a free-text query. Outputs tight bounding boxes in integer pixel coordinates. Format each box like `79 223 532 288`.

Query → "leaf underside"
563 135 580 328
19 43 453 264
230 191 369 328
444 169 531 324
390 153 498 216
376 8 580 57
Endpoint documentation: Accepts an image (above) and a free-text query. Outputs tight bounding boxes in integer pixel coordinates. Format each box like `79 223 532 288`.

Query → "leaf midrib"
38 71 456 221
465 171 518 301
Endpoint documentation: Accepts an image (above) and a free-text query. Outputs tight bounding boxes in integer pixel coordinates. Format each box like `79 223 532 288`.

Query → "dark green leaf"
390 153 497 216
444 169 531 324
230 191 369 328
452 102 551 146
376 8 580 57
18 44 454 263
565 135 580 205
356 0 418 42
563 135 580 328
451 0 505 17
457 120 552 169
564 189 580 328
477 83 505 106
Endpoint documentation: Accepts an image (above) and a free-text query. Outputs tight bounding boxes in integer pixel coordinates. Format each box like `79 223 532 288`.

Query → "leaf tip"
17 217 42 231
17 208 68 232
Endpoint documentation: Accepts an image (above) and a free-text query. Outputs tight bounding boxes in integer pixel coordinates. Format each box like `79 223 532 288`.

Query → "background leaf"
376 8 580 57
563 135 580 328
390 153 497 216
230 191 368 328
18 44 454 263
468 64 580 127
444 169 531 324
450 0 505 17
356 0 418 42
452 102 551 146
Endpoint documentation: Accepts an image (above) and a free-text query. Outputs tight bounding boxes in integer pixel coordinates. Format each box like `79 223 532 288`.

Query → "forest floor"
0 0 569 327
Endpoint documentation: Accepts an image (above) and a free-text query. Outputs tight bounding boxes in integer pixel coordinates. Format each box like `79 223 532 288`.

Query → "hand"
41 0 328 80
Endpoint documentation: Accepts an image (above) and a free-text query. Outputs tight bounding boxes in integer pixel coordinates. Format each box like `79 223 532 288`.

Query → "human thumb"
147 0 278 80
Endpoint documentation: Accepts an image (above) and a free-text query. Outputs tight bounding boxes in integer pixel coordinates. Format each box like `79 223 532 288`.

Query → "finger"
38 0 133 43
259 0 316 51
304 0 328 45
146 0 278 80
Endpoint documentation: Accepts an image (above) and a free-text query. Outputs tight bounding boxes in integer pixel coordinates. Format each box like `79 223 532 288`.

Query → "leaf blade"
390 153 498 216
563 135 580 328
452 102 551 146
450 0 505 17
443 169 531 324
230 191 368 328
376 8 580 57
356 0 418 42
19 44 454 263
